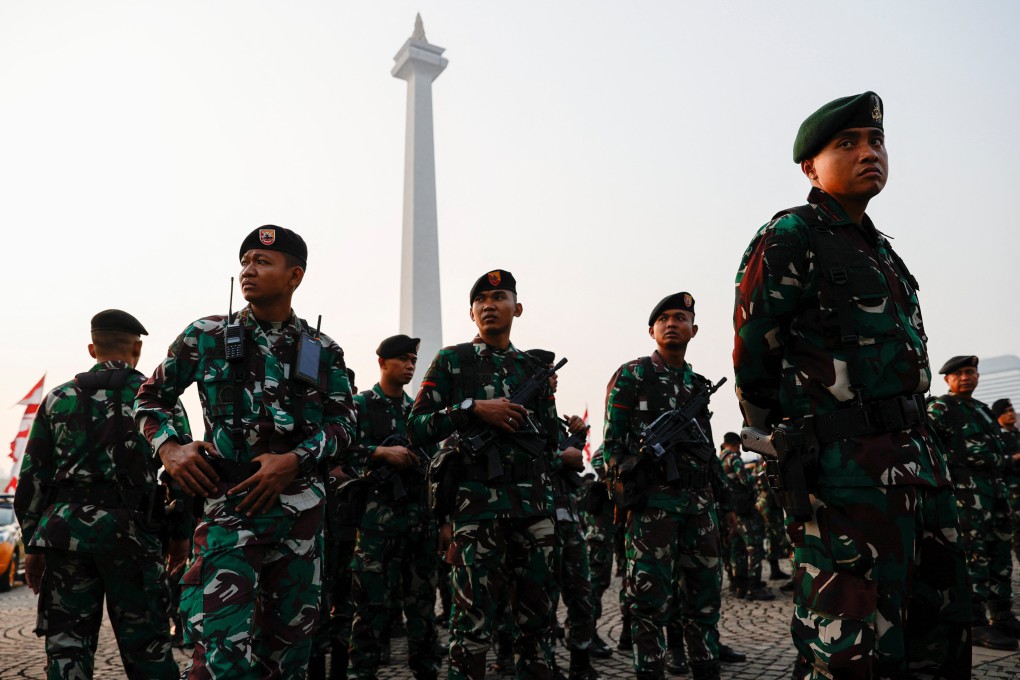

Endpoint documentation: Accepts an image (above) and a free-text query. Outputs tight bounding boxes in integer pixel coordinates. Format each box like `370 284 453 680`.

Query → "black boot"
617 609 633 651
665 647 689 675
490 628 514 675
329 639 348 680
568 649 601 680
589 633 613 658
718 644 746 663
747 584 776 601
790 654 811 680
973 624 1019 650
768 558 790 580
988 599 1020 638
307 654 326 680
690 660 720 680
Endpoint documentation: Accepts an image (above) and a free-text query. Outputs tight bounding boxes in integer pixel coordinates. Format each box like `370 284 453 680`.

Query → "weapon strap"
454 342 494 397
74 368 145 492
364 391 400 441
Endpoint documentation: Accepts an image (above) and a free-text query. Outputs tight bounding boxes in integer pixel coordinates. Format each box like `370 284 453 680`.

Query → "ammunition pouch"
462 457 547 483
812 394 926 444
427 444 464 521
607 454 648 510
334 477 370 528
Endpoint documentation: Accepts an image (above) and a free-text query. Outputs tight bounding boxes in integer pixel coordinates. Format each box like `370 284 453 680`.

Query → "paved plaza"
1 560 1018 679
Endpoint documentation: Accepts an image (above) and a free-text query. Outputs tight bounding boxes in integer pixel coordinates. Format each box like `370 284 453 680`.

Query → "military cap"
793 91 884 163
722 432 741 446
90 309 147 336
376 334 420 359
469 269 517 303
527 349 556 366
991 398 1013 418
239 225 308 268
938 355 979 375
648 291 695 326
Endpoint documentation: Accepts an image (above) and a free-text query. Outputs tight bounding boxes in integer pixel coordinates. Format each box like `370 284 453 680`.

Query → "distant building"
973 354 1020 406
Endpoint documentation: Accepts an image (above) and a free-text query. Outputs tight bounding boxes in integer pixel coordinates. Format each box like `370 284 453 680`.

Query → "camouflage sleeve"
347 393 372 471
293 340 356 467
733 218 810 428
540 388 563 471
708 450 732 513
926 399 965 468
134 326 201 453
13 399 55 551
603 363 638 464
408 349 458 446
171 399 193 440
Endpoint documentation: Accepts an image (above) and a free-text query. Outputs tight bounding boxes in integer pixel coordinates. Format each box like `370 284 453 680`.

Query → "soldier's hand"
437 522 453 557
229 452 300 516
474 398 529 433
167 538 190 578
565 415 585 434
561 447 584 470
25 553 45 595
372 445 420 469
158 440 219 497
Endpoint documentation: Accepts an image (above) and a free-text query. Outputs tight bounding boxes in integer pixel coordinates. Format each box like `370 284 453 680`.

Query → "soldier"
135 226 357 679
408 269 583 680
581 444 621 658
603 291 727 680
733 92 972 678
14 309 183 679
754 460 792 588
927 357 1020 648
717 432 772 601
347 334 441 680
992 398 1020 563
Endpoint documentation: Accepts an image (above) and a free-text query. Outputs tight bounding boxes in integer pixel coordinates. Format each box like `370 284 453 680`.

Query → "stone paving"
1 559 1019 678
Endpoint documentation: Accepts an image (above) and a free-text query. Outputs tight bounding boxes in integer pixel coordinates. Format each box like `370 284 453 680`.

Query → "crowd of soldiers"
9 88 1020 680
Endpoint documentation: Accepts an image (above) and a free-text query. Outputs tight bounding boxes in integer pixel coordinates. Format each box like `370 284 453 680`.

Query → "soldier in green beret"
733 93 972 677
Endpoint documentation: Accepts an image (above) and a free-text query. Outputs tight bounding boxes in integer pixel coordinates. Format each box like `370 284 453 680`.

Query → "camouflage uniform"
754 462 791 564
734 187 971 678
1000 426 1020 562
550 458 596 660
927 395 1016 626
603 350 723 680
408 336 562 680
583 446 624 628
135 307 356 680
347 384 440 680
718 448 765 591
14 360 186 680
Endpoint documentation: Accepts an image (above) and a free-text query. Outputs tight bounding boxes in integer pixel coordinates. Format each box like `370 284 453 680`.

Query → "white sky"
2 1 1019 479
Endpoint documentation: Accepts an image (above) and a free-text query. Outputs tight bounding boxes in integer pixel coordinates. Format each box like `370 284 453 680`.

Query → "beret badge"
488 271 501 286
260 228 276 245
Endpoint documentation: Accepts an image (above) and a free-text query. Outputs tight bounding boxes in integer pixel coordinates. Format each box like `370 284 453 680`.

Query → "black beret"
376 334 420 359
469 269 517 303
527 349 556 366
722 432 741 446
648 292 695 326
90 309 147 336
239 225 308 268
793 91 884 163
939 355 979 375
991 399 1013 418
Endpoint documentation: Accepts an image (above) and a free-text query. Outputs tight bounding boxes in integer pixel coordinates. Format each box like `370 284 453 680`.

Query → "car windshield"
0 507 15 525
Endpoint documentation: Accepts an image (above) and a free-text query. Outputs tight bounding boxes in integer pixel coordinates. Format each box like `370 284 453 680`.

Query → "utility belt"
462 458 546 483
206 458 262 484
51 483 165 533
664 468 712 489
811 394 926 444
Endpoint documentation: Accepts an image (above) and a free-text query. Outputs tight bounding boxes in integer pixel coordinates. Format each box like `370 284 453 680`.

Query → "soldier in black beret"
469 268 517 303
238 225 308 269
992 398 1014 420
376 334 420 360
993 399 1020 568
939 355 980 375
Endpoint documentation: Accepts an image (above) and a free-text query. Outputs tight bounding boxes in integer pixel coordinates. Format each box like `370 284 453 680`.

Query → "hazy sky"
2 2 1018 479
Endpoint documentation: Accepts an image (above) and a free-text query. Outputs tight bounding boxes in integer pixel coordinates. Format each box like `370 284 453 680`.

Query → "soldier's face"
381 353 417 386
239 249 302 304
469 290 522 335
944 367 979 395
649 309 697 350
999 406 1016 428
803 127 888 202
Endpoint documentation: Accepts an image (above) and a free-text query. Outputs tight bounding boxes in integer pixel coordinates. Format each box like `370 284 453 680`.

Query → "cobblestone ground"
2 558 1018 679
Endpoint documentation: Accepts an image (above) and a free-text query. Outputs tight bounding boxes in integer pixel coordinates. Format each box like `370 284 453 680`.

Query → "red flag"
5 374 46 492
582 406 592 462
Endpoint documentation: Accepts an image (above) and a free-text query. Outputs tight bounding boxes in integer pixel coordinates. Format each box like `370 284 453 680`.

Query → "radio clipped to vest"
225 277 245 362
295 315 323 386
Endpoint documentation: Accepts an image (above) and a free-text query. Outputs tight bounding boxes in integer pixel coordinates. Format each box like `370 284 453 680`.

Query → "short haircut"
282 253 304 270
91 330 138 355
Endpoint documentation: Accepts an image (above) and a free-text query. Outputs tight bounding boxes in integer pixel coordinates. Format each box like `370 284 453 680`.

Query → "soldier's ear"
290 266 304 290
691 324 698 338
514 302 523 318
647 326 655 339
88 343 97 359
801 159 817 181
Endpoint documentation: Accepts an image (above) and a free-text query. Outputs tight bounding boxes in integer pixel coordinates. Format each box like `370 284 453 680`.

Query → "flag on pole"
582 406 592 462
5 374 46 493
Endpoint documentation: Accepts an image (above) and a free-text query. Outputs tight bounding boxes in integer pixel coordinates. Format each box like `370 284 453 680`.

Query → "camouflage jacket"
408 335 561 522
734 187 948 489
135 306 356 530
350 383 430 532
603 351 722 514
928 394 1009 493
15 360 191 556
718 448 755 516
1001 428 1020 482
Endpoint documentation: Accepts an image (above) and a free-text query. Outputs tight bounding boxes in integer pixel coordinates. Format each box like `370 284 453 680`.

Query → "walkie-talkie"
295 314 322 385
225 277 245 362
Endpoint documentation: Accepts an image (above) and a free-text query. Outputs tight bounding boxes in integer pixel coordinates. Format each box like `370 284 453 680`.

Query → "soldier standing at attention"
603 292 728 680
14 310 184 679
408 269 583 680
347 334 441 680
717 432 773 602
927 357 1020 648
992 398 1020 564
734 92 972 678
135 226 357 679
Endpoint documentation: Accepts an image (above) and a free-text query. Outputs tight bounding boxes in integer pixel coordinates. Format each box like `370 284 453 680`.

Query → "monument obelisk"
393 15 447 392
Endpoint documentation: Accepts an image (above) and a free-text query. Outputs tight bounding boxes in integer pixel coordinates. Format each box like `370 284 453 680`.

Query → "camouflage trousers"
348 522 440 679
764 502 790 561
954 478 1014 620
625 506 722 675
552 518 595 651
35 549 177 680
790 485 971 680
446 516 557 680
1007 477 1020 564
180 505 323 679
729 512 766 586
584 503 624 622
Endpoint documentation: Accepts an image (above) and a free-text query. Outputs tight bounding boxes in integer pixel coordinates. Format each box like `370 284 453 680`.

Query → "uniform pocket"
179 556 204 646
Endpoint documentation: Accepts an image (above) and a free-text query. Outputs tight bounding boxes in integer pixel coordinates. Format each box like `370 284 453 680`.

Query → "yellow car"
0 494 25 591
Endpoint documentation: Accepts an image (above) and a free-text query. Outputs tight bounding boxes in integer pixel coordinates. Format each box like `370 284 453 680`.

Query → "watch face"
461 398 474 410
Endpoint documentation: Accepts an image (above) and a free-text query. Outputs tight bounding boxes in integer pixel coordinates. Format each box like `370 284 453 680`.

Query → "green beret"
648 292 695 326
527 349 555 366
376 334 420 359
469 269 517 303
239 225 308 268
938 355 978 375
991 399 1013 418
91 309 147 336
793 91 884 163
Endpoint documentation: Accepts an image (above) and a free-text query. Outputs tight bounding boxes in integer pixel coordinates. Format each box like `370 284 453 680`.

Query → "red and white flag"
582 406 592 462
5 375 45 493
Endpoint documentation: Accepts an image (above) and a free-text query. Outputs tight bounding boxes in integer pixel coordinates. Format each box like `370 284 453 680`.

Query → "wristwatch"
452 397 476 428
460 398 476 413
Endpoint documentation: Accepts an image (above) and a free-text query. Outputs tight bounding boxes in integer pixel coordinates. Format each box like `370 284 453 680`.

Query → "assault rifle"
459 357 568 480
558 421 590 490
369 433 428 502
638 376 727 482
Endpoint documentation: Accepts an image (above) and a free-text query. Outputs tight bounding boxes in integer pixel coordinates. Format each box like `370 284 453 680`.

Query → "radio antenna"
315 315 322 338
228 277 235 321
